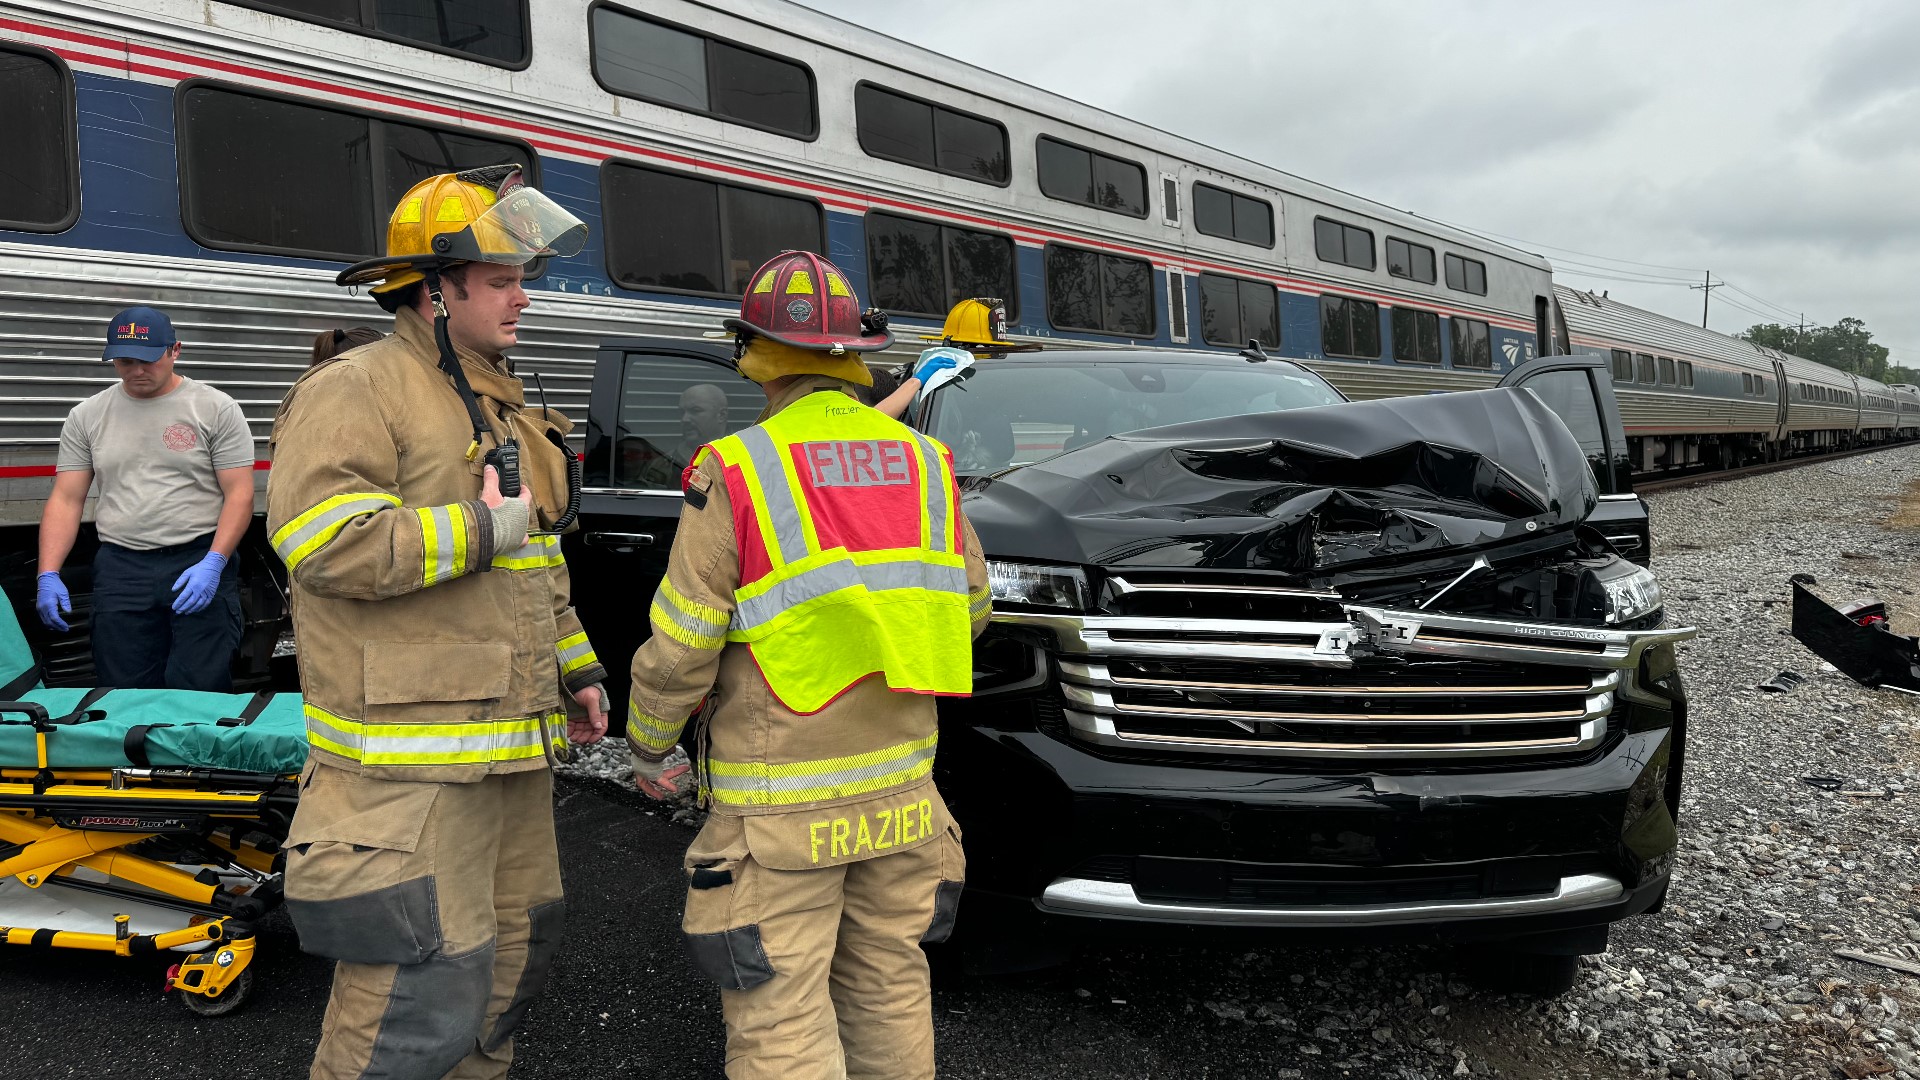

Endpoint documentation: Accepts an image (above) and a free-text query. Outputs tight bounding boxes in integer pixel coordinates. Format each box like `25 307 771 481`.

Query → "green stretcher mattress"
0 595 308 775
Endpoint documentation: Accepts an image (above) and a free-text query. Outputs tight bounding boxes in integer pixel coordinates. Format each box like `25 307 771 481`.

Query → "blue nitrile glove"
170 551 227 615
913 346 969 384
35 571 70 632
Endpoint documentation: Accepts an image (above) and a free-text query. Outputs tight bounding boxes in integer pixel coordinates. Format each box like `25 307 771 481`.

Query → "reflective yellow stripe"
415 503 471 587
271 492 401 570
303 703 552 766
969 586 992 619
626 699 683 754
556 631 597 676
705 734 938 807
650 577 728 650
492 533 563 571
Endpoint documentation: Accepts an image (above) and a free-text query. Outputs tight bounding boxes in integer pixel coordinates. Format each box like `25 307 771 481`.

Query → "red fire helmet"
722 251 893 354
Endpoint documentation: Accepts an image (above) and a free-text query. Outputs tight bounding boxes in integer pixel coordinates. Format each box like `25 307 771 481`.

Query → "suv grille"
992 575 1691 762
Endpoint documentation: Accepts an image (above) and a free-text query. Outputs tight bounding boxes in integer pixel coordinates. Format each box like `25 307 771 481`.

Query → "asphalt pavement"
0 776 1589 1080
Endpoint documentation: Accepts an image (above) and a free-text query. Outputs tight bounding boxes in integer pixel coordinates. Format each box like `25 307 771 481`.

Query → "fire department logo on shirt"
162 423 198 452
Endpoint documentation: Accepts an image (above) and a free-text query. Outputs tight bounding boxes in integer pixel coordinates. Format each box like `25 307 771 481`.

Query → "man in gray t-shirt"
36 306 256 690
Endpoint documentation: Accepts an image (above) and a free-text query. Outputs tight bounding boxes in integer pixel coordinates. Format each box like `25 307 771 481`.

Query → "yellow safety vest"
701 392 973 713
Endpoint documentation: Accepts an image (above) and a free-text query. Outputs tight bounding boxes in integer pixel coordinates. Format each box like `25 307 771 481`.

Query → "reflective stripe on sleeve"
969 586 992 619
556 631 598 677
626 699 684 755
303 703 550 766
492 533 563 571
650 577 728 650
416 503 470 587
271 492 402 570
731 557 969 637
705 734 938 807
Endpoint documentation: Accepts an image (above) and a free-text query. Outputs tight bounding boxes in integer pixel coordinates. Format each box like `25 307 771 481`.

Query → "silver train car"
1559 287 1915 472
0 0 1569 528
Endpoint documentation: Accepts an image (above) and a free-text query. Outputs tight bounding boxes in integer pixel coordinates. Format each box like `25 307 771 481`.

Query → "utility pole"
1690 271 1725 328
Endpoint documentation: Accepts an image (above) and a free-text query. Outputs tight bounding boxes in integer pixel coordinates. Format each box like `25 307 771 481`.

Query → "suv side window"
603 352 762 491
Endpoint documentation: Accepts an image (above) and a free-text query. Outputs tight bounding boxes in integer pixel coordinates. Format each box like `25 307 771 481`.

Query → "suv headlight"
1596 559 1663 626
987 560 1090 612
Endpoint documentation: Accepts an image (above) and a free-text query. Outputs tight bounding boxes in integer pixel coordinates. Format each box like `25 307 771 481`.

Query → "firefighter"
625 251 992 1080
266 165 609 1080
866 296 1028 419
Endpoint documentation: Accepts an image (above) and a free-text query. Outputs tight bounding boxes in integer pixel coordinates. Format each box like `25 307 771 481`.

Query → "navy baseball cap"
102 306 177 362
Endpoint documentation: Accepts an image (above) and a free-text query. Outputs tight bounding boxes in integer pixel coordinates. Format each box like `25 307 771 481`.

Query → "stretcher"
0 598 305 1015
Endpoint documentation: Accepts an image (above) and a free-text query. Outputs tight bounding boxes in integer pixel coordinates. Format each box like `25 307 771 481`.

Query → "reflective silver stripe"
734 426 809 566
425 504 458 584
304 709 545 763
556 633 596 673
651 583 727 644
705 737 940 799
271 493 398 567
909 432 951 553
733 559 969 634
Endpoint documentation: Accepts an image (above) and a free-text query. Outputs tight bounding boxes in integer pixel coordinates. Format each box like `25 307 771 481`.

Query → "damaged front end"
939 381 1696 949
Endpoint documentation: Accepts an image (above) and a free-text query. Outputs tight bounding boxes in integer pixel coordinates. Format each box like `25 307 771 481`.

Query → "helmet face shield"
457 186 587 266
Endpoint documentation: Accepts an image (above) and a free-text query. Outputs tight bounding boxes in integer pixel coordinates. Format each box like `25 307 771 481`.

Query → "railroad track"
1634 442 1916 494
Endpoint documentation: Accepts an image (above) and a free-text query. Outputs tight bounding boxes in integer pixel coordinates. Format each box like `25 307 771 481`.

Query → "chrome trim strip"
1057 660 1620 698
1063 710 1609 758
1059 682 1612 726
995 612 1359 665
1107 577 1344 600
1035 873 1626 926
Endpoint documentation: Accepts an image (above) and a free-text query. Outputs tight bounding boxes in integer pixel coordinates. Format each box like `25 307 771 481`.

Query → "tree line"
1739 318 1916 385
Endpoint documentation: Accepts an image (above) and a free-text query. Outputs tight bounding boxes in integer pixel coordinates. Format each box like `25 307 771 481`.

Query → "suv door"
566 338 761 712
1499 353 1652 564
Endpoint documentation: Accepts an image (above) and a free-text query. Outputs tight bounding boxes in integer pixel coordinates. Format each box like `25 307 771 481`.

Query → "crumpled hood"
961 385 1597 573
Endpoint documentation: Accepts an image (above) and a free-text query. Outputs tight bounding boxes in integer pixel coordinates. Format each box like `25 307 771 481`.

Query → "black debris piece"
1757 670 1804 693
1789 576 1920 692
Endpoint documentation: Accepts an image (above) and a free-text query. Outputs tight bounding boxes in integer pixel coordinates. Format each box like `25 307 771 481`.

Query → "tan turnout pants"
285 763 565 1080
681 811 966 1080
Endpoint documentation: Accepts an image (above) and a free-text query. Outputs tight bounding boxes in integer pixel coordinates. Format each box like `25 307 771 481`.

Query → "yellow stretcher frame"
0 704 292 1016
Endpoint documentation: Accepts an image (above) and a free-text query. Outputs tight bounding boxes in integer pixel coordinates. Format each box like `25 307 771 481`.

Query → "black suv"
567 343 1690 995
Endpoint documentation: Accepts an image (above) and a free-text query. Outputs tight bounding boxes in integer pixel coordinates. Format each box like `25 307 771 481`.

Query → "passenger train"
1559 287 1920 473
0 0 1903 523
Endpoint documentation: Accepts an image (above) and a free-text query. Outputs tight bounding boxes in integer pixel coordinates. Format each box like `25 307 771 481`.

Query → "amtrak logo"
786 298 814 323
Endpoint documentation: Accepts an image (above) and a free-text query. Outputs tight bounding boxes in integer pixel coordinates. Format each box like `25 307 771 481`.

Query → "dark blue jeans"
91 535 241 691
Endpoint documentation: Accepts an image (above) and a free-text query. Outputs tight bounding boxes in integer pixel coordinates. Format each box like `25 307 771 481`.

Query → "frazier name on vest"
809 796 934 864
805 439 914 488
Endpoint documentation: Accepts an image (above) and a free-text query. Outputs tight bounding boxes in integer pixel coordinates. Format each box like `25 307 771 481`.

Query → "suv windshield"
926 359 1344 474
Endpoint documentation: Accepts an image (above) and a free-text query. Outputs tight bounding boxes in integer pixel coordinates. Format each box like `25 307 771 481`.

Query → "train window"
1757 377 1767 395
1449 317 1492 369
1320 295 1381 359
1314 217 1376 271
865 212 1017 320
179 84 528 262
230 1 529 67
1045 244 1154 336
1167 272 1189 343
1390 308 1442 364
1634 353 1656 384
1657 357 1675 385
1444 253 1488 295
1743 373 1754 394
601 162 823 297
855 83 1009 185
1610 350 1634 383
1162 176 1180 224
1678 361 1694 388
0 45 76 232
1036 136 1148 217
591 7 816 139
1385 238 1436 283
1192 182 1275 247
1199 273 1280 349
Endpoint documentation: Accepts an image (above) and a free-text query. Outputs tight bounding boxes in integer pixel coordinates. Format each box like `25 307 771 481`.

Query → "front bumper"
936 602 1691 942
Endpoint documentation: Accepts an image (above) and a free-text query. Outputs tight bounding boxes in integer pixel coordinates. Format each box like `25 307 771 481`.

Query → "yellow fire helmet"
336 164 587 296
918 297 1036 353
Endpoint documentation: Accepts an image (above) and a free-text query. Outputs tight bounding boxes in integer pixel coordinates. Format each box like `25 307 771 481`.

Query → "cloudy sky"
805 0 1920 365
